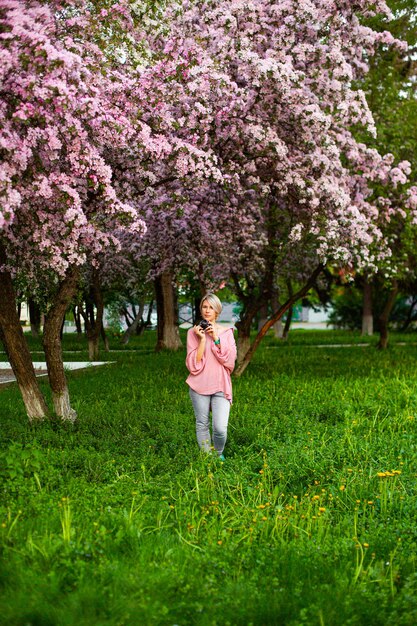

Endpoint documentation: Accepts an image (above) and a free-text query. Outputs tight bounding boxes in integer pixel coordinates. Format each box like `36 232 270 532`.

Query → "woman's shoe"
218 454 225 462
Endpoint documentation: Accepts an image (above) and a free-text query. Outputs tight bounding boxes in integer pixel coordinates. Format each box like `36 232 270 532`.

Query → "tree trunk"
377 280 398 350
88 338 99 360
121 300 145 345
273 319 283 338
235 295 270 364
155 271 182 351
101 323 109 352
72 306 83 335
43 268 80 421
235 306 257 365
0 249 48 420
28 298 42 338
237 331 251 366
271 293 284 338
282 305 293 340
143 298 154 332
258 301 268 331
282 280 294 340
235 265 324 377
361 277 373 336
80 270 105 360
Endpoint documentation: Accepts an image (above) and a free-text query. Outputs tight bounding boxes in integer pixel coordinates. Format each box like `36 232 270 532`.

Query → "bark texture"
29 298 42 338
0 247 48 420
43 268 80 421
155 271 182 351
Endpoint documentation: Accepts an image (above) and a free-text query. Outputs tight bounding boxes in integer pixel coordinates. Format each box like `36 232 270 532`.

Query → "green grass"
1 330 417 625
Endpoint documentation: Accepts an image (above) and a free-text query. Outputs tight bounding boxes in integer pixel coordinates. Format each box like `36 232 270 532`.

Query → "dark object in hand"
199 319 210 330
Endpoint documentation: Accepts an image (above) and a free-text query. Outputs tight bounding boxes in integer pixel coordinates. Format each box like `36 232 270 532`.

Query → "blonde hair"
200 293 222 318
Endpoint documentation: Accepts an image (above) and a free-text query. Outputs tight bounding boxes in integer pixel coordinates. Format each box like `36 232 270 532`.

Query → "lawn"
1 330 417 625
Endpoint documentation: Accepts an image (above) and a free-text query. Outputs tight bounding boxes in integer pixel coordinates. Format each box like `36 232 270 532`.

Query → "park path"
0 361 114 386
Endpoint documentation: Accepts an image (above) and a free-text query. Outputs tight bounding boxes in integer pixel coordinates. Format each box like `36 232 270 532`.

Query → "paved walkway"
0 362 114 386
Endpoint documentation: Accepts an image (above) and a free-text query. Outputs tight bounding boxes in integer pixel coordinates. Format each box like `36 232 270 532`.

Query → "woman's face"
201 299 217 322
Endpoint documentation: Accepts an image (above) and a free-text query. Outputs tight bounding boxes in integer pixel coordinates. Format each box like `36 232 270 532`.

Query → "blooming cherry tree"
0 0 149 419
150 0 415 373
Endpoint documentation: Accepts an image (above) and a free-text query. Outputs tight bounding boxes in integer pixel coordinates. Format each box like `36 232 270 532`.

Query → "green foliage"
328 284 417 331
359 0 417 161
1 330 417 624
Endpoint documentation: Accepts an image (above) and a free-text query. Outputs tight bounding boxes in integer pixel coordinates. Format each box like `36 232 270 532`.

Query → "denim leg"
189 388 212 452
211 392 230 455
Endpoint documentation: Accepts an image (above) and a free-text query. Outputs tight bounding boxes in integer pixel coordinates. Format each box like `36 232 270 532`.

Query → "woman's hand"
193 324 206 340
205 323 219 343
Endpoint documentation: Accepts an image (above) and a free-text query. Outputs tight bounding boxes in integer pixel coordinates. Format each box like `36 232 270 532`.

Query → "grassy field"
1 329 417 625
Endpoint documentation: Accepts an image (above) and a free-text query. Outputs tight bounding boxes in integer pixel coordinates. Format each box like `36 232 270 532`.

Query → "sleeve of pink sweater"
210 328 236 374
185 328 206 375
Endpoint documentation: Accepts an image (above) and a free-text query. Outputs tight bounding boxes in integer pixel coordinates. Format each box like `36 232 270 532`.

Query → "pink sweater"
185 327 237 402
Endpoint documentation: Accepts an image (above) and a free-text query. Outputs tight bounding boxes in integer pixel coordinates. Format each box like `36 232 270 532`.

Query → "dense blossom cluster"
0 0 221 284
1 0 416 293
98 0 416 296
0 1 145 279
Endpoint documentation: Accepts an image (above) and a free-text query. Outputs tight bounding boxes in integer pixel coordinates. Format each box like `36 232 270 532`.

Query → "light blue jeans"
189 389 230 455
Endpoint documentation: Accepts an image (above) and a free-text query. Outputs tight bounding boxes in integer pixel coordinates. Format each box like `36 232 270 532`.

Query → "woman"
186 293 237 460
